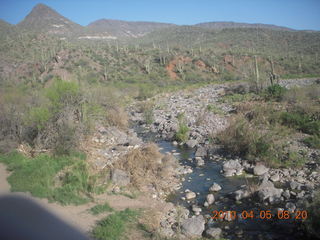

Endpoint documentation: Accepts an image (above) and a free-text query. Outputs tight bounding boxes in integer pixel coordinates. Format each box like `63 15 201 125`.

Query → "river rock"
209 183 222 192
223 160 243 177
206 194 215 205
181 215 205 237
111 169 130 186
257 180 283 204
195 146 207 157
192 205 202 215
253 164 269 176
282 190 291 200
205 227 222 239
186 192 197 200
270 174 280 182
234 189 250 201
195 157 205 167
290 181 302 190
285 202 296 212
186 139 198 148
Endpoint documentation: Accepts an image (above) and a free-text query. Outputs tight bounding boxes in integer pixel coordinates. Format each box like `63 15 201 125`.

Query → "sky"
0 0 320 30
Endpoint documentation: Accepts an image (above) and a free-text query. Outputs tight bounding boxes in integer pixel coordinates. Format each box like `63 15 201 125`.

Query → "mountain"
136 25 320 55
17 3 82 35
0 19 17 40
84 19 175 39
195 21 293 31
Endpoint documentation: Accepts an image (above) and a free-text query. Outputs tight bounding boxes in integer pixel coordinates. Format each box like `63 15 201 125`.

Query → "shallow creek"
135 126 307 240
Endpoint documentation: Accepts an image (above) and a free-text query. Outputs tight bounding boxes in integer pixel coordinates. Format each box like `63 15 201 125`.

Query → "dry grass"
115 144 178 190
106 107 129 130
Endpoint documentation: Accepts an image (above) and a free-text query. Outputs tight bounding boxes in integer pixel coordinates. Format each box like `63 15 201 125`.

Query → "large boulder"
181 215 205 237
111 169 130 186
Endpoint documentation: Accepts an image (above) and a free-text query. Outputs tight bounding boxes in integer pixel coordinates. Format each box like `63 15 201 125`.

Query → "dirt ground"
0 163 172 237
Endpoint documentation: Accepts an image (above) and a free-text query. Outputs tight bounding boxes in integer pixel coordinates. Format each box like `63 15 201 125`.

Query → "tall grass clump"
92 208 139 240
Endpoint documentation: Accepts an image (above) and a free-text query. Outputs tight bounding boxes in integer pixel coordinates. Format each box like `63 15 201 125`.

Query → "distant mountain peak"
18 3 81 35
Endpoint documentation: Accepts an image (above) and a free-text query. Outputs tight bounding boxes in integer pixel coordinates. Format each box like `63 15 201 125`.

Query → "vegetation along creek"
1 2 320 240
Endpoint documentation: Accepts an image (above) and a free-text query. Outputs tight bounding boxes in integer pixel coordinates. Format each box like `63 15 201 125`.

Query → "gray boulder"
111 169 130 186
181 215 205 237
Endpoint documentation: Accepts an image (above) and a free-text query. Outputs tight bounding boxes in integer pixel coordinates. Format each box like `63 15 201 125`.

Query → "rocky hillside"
195 21 293 31
85 19 174 39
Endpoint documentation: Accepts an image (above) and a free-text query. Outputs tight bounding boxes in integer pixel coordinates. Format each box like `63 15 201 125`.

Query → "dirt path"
0 163 170 236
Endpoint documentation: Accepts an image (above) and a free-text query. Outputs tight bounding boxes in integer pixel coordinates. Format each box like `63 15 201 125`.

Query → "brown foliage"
115 144 178 190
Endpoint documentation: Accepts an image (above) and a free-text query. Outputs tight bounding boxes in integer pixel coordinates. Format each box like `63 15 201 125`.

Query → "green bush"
175 113 190 142
46 78 81 111
26 107 52 130
264 84 287 101
92 208 139 240
280 112 320 135
217 116 306 167
304 135 320 149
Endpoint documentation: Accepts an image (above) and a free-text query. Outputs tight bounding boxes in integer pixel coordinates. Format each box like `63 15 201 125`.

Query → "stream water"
135 125 308 240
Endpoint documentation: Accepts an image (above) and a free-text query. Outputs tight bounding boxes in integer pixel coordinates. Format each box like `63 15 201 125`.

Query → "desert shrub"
115 144 177 189
175 113 190 142
217 114 306 167
138 101 154 125
263 84 287 101
25 107 52 130
46 78 81 112
304 135 320 149
280 112 320 135
106 107 129 130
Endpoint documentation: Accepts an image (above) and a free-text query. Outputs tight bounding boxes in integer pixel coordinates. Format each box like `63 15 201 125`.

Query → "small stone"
186 139 198 148
209 183 222 192
112 186 120 193
206 194 215 205
186 192 197 200
270 174 280 182
205 227 222 239
285 202 296 213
